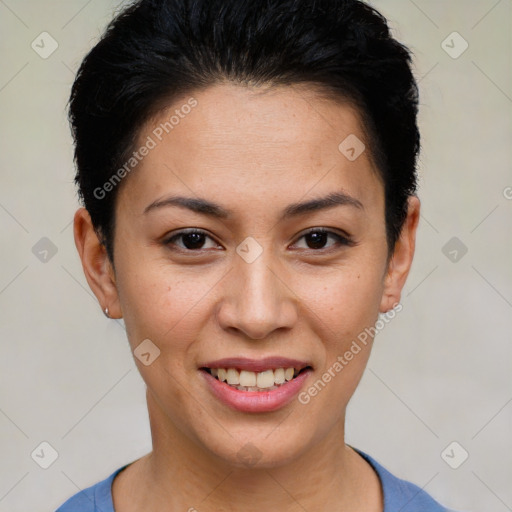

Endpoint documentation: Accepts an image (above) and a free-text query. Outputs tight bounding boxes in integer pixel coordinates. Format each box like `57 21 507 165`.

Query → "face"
75 83 419 469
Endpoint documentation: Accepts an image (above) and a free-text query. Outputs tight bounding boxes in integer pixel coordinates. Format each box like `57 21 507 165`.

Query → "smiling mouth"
201 366 312 392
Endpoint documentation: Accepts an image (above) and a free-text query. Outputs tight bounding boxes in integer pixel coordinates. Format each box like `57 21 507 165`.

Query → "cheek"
116 260 219 353
301 266 385 342
293 264 384 408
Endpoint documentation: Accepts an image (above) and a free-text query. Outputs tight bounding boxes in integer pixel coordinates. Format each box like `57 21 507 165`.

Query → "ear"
73 207 122 318
379 195 420 313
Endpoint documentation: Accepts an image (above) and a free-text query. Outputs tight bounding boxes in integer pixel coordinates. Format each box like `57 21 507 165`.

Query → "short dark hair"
68 0 420 263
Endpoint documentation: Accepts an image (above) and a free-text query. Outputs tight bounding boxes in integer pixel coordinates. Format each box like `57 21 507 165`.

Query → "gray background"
0 1 511 510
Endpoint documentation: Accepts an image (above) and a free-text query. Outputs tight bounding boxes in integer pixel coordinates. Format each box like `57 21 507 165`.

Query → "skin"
74 83 420 511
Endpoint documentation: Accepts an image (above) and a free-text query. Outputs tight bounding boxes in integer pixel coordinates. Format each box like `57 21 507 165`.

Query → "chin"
196 425 314 470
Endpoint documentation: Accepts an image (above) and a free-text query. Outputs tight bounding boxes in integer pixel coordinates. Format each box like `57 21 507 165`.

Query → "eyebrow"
143 191 363 219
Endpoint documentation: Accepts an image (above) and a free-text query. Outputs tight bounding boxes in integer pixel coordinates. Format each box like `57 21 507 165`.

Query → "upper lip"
200 357 312 373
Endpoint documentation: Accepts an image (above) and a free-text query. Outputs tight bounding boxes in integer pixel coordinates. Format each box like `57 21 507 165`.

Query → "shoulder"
353 448 456 512
55 465 127 512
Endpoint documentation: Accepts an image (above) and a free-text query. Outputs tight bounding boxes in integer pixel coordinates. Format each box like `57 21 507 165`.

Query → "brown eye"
165 229 219 251
293 228 352 251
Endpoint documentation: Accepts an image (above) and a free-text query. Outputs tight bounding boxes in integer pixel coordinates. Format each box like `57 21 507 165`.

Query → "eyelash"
163 227 354 254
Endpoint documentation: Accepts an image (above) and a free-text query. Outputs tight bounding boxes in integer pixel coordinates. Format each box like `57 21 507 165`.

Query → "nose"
216 249 298 340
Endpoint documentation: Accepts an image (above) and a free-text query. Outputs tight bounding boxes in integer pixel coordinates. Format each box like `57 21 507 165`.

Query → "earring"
103 307 110 318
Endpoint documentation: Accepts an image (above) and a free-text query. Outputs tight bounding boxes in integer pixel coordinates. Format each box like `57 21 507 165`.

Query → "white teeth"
208 367 303 390
274 368 285 384
256 369 275 389
239 370 257 387
226 368 240 385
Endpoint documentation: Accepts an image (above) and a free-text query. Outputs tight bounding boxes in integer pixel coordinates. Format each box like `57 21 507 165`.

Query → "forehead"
118 83 383 215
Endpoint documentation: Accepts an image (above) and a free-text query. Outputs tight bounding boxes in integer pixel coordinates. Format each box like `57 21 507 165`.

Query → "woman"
57 0 455 510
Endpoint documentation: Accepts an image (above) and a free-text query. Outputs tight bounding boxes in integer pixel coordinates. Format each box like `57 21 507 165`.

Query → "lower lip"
200 369 312 413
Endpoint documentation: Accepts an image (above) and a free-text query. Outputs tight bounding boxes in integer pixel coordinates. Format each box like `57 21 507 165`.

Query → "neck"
116 389 382 511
